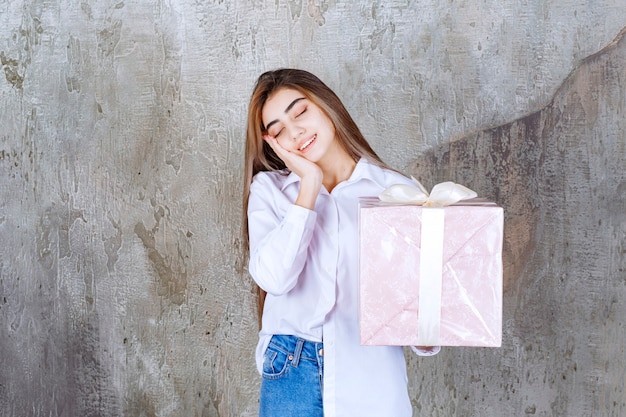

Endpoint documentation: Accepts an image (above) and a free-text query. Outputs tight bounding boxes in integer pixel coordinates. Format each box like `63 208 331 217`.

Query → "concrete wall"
0 1 624 416
408 28 626 416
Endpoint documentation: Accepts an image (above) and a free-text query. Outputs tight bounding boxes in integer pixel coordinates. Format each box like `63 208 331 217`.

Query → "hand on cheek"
263 134 323 210
263 135 322 184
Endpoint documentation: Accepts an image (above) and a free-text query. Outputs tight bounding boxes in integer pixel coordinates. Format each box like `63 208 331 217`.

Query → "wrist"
295 177 321 209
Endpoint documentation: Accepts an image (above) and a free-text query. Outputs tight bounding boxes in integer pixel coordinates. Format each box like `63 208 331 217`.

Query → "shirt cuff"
410 346 441 356
285 203 315 223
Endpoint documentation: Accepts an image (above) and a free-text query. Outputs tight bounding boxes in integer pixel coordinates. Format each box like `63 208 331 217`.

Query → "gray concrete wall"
0 1 624 416
408 28 626 416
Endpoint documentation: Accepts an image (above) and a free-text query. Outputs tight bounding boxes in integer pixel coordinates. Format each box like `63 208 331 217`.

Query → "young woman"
242 69 438 417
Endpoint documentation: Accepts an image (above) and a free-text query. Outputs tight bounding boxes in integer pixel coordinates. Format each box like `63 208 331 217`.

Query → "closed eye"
295 106 307 117
268 126 284 138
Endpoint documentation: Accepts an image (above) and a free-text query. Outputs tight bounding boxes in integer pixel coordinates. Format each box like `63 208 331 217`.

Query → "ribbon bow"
379 178 477 207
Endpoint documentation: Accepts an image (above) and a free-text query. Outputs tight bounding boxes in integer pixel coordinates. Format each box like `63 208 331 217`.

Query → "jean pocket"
262 344 290 380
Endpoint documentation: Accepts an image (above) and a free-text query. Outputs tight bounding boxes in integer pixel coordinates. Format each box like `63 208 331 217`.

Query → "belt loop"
291 338 304 367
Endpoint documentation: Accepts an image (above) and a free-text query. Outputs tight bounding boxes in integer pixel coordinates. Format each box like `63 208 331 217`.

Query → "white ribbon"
379 178 477 207
378 179 477 345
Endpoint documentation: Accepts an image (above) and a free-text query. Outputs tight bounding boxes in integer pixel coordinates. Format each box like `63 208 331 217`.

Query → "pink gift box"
358 198 503 347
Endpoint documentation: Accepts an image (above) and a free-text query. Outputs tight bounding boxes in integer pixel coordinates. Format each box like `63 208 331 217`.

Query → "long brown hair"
242 68 389 323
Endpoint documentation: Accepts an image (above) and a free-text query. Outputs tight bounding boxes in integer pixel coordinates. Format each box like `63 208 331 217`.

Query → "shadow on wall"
409 26 626 294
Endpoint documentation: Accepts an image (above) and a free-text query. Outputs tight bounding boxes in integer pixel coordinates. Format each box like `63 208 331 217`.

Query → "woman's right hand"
264 135 322 209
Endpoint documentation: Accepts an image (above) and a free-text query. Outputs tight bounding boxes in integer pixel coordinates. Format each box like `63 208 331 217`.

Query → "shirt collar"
281 170 301 191
280 157 387 192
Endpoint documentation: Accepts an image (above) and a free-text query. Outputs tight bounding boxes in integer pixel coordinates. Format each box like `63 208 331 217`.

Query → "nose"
288 124 305 141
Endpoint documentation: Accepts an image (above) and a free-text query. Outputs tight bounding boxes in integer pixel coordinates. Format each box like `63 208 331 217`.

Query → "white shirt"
248 158 437 417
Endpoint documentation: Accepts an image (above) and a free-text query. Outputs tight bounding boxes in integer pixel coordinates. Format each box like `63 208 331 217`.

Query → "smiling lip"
298 135 316 152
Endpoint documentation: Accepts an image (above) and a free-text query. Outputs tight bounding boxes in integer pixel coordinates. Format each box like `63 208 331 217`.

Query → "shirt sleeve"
247 175 317 295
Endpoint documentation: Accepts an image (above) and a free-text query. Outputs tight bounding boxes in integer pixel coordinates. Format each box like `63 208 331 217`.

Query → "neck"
319 154 357 193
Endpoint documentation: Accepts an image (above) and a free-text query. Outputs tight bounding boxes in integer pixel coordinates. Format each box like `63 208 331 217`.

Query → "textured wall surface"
0 1 624 416
408 28 626 416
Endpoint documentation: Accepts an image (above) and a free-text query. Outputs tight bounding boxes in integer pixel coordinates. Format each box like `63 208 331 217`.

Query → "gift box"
358 184 503 347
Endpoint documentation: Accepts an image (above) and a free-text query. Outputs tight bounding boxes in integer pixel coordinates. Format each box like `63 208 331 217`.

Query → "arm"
247 174 317 295
248 136 324 295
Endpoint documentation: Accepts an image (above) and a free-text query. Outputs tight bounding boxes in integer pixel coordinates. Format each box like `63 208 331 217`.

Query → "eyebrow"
264 97 306 132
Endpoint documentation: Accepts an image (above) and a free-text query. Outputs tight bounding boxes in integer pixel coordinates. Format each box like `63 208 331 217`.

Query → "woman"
242 69 437 417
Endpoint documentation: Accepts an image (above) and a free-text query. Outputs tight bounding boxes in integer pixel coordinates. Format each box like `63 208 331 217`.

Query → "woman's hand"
264 135 322 209
411 345 441 356
415 346 437 353
263 135 322 181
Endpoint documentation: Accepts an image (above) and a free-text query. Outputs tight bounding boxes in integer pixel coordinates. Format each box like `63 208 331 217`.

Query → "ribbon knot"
379 178 477 207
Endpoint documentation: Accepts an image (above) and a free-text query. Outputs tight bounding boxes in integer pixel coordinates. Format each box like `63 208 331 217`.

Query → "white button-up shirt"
248 158 435 416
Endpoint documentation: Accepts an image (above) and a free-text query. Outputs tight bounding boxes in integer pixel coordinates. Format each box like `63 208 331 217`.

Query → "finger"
262 134 273 146
264 135 289 159
263 134 280 152
262 134 278 154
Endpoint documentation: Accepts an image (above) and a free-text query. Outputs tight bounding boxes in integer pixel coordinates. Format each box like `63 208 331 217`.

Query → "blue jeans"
259 335 324 417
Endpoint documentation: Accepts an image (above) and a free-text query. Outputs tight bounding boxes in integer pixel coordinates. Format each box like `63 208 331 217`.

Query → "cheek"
276 135 292 148
319 114 335 135
322 120 336 138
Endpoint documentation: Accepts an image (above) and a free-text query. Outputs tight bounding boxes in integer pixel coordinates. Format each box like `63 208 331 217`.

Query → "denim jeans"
259 335 324 417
